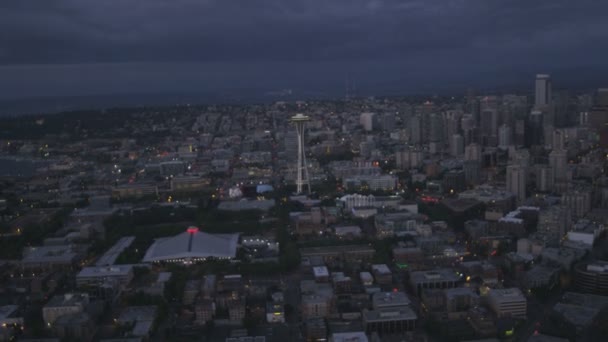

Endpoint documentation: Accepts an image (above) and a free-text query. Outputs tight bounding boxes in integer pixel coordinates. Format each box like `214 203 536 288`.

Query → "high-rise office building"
514 119 526 147
507 165 527 204
463 160 482 185
528 110 544 146
535 74 552 108
535 165 555 193
409 115 422 145
429 113 444 143
480 109 498 145
498 124 512 150
450 134 464 157
549 149 568 181
465 143 482 162
589 89 608 148
360 112 375 132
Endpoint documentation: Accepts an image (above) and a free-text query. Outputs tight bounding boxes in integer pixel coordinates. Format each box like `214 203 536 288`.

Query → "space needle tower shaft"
290 113 311 194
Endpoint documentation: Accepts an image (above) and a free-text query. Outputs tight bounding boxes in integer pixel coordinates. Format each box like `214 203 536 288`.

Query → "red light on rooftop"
187 227 199 234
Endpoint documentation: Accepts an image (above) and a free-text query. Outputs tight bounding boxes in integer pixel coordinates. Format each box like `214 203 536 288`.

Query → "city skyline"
1 1 608 101
1 2 608 342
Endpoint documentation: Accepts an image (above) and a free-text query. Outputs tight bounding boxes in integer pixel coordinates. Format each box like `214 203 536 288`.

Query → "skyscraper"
498 124 512 150
360 112 375 132
549 148 568 182
507 165 527 204
535 74 552 107
450 134 464 157
291 113 311 194
464 143 482 162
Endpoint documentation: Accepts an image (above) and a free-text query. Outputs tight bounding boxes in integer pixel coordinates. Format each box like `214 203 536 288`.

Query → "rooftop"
77 264 135 278
527 334 569 342
371 264 391 275
459 185 515 203
0 305 19 319
488 288 525 301
410 269 461 284
372 291 411 309
143 227 239 262
45 293 89 308
313 266 329 278
95 236 135 266
363 306 417 322
22 245 79 264
118 306 158 323
441 198 482 212
330 332 369 342
444 287 478 300
300 244 375 257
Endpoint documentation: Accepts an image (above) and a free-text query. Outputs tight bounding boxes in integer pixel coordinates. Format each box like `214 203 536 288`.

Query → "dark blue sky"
1 0 607 100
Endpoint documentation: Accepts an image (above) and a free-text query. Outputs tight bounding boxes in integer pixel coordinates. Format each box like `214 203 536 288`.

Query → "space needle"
290 113 311 194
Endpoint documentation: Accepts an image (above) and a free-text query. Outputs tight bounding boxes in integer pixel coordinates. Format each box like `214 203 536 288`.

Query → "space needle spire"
290 113 311 194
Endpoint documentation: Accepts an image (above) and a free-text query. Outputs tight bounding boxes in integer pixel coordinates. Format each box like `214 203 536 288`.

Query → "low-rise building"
52 312 95 342
301 280 334 319
524 266 560 290
43 293 90 325
194 299 215 325
170 176 210 192
117 306 158 338
330 331 368 342
300 245 375 266
313 266 330 283
76 264 135 289
362 305 417 334
372 292 411 310
371 264 392 285
228 298 246 322
266 302 285 323
304 318 327 341
21 245 83 271
551 292 608 336
574 261 608 295
111 183 158 199
0 305 23 341
409 269 461 296
567 219 605 246
360 272 374 286
486 288 527 319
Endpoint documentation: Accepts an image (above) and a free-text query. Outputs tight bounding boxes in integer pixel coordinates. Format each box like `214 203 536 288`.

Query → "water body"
0 157 48 177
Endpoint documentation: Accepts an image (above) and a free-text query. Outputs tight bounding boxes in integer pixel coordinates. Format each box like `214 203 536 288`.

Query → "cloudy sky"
1 0 607 101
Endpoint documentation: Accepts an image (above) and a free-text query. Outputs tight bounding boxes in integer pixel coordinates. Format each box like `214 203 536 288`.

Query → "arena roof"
142 227 239 262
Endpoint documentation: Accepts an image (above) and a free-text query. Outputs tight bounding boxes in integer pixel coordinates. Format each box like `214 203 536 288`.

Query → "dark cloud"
0 0 607 99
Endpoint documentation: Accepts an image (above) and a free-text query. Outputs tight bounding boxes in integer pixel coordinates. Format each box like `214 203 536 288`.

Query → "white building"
498 124 512 150
143 227 239 263
487 288 527 319
567 219 605 246
360 112 375 132
338 194 376 210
